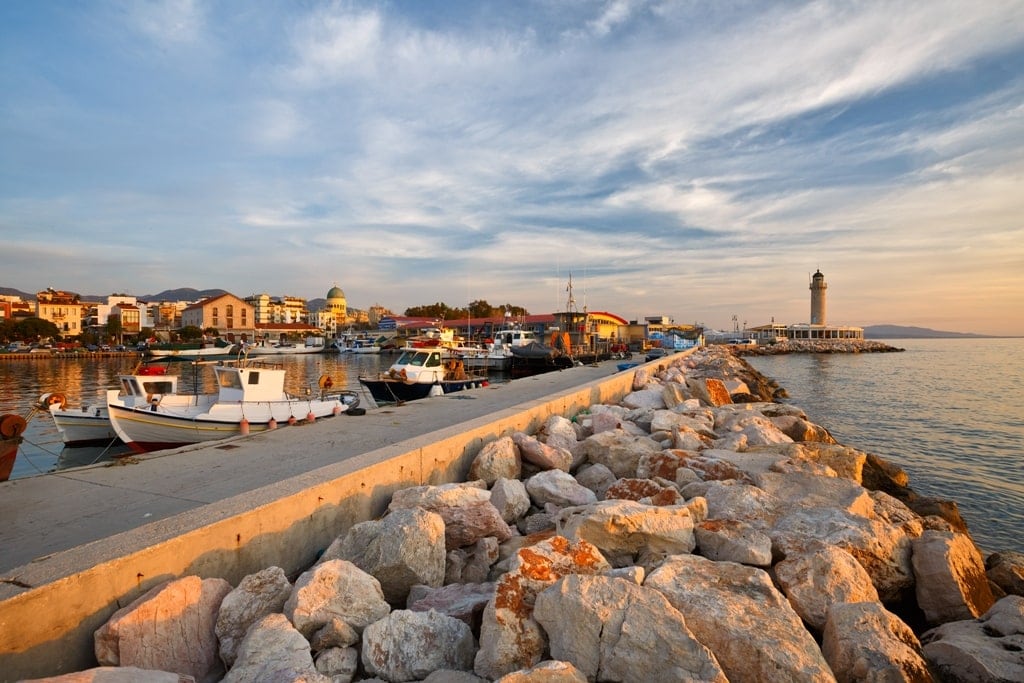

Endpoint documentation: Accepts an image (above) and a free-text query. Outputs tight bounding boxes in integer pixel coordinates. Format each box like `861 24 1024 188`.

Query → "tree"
179 325 203 341
16 317 60 341
106 315 122 344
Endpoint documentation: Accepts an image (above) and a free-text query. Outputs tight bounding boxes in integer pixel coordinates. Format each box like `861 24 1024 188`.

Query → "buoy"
306 411 315 422
288 416 297 425
268 417 277 430
239 417 250 436
333 405 342 415
428 384 444 397
482 380 489 387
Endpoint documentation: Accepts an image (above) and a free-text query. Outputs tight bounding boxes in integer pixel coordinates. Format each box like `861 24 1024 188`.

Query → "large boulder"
221 613 328 683
490 477 531 524
525 469 597 508
23 668 197 682
574 430 662 479
324 507 446 605
361 609 476 681
774 543 880 631
555 500 695 567
921 595 1024 682
822 601 932 682
694 518 772 567
469 436 521 484
94 576 231 683
215 567 293 667
912 530 995 624
646 554 836 682
284 559 391 638
474 536 610 680
985 550 1024 597
533 574 726 682
513 432 573 472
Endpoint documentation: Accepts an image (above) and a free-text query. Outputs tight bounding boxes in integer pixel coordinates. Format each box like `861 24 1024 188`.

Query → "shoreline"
734 339 905 355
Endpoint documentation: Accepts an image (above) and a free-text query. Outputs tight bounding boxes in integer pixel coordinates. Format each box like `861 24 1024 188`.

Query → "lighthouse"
810 269 827 325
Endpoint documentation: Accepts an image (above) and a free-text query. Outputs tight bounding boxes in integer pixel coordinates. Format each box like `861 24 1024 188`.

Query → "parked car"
114 344 127 352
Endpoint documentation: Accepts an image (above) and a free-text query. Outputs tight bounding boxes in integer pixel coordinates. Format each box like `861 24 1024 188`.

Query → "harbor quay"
0 358 640 681
3 348 1022 681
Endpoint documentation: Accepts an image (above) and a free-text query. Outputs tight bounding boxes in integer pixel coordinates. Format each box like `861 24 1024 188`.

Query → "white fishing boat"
244 336 326 356
451 327 542 371
146 339 240 358
38 393 118 447
106 359 359 454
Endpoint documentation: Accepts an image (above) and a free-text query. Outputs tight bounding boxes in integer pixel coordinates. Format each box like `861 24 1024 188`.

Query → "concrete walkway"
0 360 629 575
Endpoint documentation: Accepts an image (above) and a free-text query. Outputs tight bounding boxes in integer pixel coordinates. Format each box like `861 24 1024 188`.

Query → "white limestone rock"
389 480 491 511
774 543 881 631
326 506 446 605
646 554 837 683
490 477 532 524
555 499 695 566
474 536 610 680
314 646 359 683
620 387 666 410
215 566 293 667
533 574 727 682
822 601 931 683
23 668 197 682
94 575 231 683
986 550 1024 596
771 506 917 603
222 613 328 683
469 436 522 485
912 529 996 625
685 376 733 407
574 429 664 479
921 595 1024 683
694 518 772 567
361 609 476 681
284 559 391 638
525 469 597 508
309 617 360 651
493 660 588 683
513 432 573 472
537 414 580 455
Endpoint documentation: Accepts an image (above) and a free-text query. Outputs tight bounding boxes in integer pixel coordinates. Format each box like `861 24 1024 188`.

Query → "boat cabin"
214 365 289 403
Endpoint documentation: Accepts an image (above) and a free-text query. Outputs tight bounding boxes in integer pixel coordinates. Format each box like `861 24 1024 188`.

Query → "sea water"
745 337 1024 554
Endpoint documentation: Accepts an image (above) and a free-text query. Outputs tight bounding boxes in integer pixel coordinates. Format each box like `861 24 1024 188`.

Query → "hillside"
863 325 993 339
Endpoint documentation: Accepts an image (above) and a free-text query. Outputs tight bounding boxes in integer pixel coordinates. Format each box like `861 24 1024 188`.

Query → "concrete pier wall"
0 357 657 682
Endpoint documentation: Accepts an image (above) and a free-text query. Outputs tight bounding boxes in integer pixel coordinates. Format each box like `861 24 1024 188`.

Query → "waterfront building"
181 293 254 338
747 269 864 343
35 288 86 336
245 293 309 325
325 285 347 327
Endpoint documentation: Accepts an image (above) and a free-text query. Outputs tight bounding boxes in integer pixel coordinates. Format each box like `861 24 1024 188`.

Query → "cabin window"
248 372 260 385
409 353 428 367
142 381 174 394
217 371 243 390
426 353 441 367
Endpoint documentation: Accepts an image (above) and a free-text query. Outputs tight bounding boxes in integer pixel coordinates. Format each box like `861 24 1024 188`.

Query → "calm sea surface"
745 338 1024 554
4 340 1021 554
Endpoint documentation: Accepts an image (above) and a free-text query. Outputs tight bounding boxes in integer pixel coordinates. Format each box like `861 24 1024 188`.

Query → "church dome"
326 285 345 300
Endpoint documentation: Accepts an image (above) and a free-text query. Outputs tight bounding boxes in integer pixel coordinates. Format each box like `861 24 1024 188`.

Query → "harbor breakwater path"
4 347 1023 682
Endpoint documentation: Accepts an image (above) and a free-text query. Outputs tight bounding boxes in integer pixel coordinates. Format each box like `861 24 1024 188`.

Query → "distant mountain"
864 325 994 339
139 288 227 302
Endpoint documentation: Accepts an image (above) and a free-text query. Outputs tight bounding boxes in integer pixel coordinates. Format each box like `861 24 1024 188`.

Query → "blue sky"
2 1 1023 335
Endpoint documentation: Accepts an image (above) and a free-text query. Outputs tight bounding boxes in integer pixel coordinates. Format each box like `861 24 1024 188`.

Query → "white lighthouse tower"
810 269 827 325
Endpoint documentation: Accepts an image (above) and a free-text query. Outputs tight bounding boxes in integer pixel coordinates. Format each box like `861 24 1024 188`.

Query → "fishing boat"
38 393 118 447
358 348 488 404
0 414 28 482
146 338 240 358
244 336 326 356
106 359 359 454
451 327 540 371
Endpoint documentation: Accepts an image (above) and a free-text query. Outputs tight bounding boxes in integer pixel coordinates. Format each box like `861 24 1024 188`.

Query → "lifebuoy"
399 368 408 381
318 374 334 390
43 393 68 410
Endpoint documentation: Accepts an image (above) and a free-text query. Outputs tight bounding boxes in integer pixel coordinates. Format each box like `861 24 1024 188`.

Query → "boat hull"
50 405 119 447
358 377 487 404
147 346 238 358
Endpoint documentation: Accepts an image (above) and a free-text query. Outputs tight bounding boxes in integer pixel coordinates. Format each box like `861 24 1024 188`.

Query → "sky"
2 1 1023 336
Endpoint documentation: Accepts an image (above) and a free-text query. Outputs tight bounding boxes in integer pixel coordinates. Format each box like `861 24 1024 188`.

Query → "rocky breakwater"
27 346 1023 683
737 339 904 355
